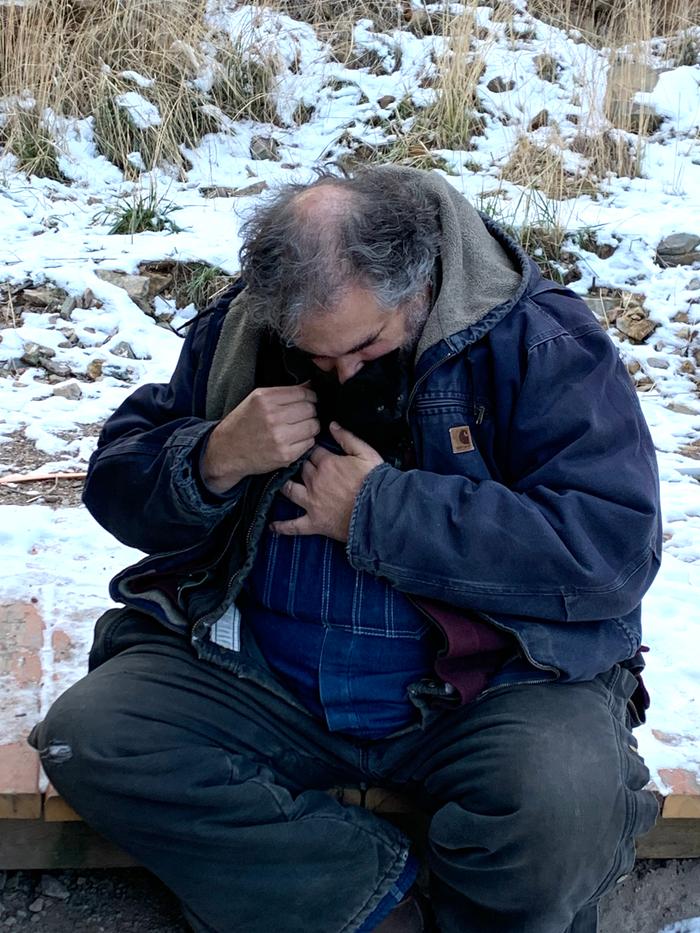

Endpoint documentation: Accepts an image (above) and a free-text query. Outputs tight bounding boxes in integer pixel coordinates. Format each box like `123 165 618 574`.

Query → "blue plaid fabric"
242 490 436 738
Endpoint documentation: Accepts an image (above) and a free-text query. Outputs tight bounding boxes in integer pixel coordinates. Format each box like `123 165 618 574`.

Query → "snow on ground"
660 921 700 933
1 0 700 811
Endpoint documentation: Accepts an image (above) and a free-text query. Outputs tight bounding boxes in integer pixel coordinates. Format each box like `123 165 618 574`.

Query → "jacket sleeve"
347 326 662 622
82 312 246 554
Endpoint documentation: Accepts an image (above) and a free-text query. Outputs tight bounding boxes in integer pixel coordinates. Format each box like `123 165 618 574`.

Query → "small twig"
0 471 87 486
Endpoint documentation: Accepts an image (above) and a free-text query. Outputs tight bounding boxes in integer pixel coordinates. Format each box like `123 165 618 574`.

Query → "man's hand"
201 384 319 494
272 422 383 543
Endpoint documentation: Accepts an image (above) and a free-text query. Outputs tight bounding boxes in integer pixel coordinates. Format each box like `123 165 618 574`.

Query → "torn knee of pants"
38 742 73 763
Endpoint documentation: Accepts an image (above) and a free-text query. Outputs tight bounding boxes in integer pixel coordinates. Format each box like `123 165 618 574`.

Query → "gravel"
1 859 700 931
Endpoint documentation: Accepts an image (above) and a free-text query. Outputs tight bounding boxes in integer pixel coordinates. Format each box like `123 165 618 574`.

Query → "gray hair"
238 168 441 343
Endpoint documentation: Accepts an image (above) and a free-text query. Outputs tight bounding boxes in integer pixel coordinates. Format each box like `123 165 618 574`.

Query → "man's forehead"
294 327 383 359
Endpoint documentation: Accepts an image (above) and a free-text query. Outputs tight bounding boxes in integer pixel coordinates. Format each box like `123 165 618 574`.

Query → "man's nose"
335 356 363 383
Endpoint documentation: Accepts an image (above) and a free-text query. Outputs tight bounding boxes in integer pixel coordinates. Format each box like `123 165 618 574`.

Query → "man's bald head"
238 168 441 344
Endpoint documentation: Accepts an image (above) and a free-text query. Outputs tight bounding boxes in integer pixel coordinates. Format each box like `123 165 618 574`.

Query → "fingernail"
330 421 339 430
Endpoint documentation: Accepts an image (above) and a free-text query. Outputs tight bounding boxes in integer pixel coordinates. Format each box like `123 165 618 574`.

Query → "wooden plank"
0 742 41 819
662 795 700 819
44 784 82 822
0 819 138 870
636 818 700 859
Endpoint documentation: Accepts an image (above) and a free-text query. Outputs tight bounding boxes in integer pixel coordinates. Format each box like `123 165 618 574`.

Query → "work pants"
29 609 658 933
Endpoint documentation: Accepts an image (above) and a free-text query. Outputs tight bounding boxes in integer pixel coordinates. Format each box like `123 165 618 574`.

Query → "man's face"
294 283 416 384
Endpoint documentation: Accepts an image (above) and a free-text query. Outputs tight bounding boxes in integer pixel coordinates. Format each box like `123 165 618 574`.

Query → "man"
30 166 661 933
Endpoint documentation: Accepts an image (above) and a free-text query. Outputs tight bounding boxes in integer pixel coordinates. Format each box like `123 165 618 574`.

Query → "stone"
22 286 65 307
487 77 515 93
656 233 700 267
529 109 549 130
627 360 641 375
647 357 670 369
688 277 700 290
679 360 696 374
41 357 72 378
615 309 657 343
200 186 240 198
534 54 560 82
666 400 700 414
28 900 43 913
80 287 96 309
86 359 103 381
52 380 83 401
102 361 137 382
202 181 269 199
627 104 664 134
40 875 69 900
59 296 77 319
377 95 396 109
110 341 137 359
144 273 172 299
21 342 56 366
95 270 151 308
582 295 621 322
249 136 280 161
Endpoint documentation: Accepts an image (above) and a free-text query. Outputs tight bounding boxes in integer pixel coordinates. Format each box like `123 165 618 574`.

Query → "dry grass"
0 0 279 174
528 0 700 45
501 136 599 199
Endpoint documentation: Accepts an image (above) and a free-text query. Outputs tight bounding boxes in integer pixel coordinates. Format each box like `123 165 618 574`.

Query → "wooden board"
0 819 137 870
44 784 82 822
0 742 41 819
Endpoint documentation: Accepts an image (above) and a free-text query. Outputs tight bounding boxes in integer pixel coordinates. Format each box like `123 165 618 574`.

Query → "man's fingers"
271 515 315 536
329 421 380 460
301 459 316 484
309 446 332 467
280 480 309 509
281 401 318 425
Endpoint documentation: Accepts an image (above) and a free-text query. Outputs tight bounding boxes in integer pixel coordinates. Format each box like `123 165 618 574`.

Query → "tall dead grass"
0 0 280 172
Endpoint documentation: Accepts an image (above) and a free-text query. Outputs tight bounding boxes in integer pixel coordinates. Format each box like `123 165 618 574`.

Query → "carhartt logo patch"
449 425 475 454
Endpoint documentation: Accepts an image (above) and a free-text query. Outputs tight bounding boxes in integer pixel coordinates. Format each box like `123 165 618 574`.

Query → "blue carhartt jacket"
83 223 662 704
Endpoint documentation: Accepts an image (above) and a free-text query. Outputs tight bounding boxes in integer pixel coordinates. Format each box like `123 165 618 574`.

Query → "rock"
102 361 137 382
110 341 137 359
28 899 44 914
94 270 151 308
40 875 70 900
41 357 72 378
22 285 66 307
52 380 83 401
59 296 77 319
647 356 670 369
86 359 104 381
200 186 239 198
688 277 700 290
377 94 396 109
249 136 280 161
666 400 699 414
534 54 560 82
529 109 549 130
487 77 515 93
144 272 172 299
679 360 695 374
79 287 96 309
627 104 664 134
615 308 657 343
21 342 56 366
583 295 621 322
627 360 641 375
656 233 700 268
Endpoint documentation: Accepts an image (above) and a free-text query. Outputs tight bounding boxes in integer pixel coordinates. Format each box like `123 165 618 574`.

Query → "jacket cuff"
346 462 394 571
165 421 245 518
